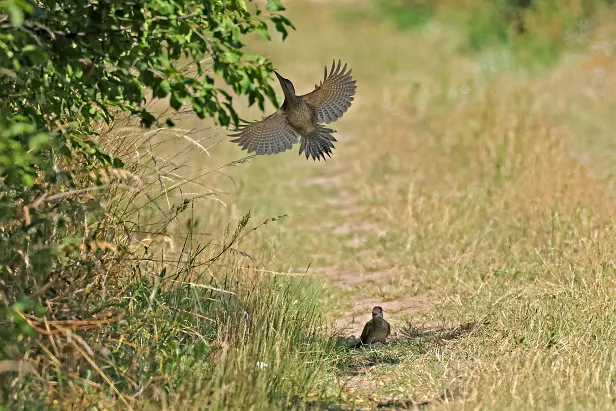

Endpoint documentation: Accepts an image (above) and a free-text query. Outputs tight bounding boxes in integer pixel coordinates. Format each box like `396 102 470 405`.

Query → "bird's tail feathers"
299 125 338 161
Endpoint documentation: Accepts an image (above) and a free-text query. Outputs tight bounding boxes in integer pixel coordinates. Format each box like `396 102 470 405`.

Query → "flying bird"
230 60 357 161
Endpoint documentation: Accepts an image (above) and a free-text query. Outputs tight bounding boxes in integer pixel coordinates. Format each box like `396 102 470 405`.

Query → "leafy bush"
0 0 320 408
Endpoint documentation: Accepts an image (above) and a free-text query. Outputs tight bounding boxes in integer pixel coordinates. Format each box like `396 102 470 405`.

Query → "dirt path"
282 129 440 337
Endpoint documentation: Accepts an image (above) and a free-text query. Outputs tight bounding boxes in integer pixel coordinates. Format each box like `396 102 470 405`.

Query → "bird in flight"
229 60 357 161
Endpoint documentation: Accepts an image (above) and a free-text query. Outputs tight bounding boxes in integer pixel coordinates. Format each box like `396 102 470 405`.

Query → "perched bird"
230 60 357 161
355 306 391 349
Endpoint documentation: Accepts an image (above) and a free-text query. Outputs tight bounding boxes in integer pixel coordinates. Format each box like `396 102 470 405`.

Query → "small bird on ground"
229 59 357 161
354 306 391 348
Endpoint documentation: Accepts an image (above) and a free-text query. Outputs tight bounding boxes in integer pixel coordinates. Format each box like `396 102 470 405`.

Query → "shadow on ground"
325 322 479 408
399 320 484 341
335 320 482 355
307 390 453 410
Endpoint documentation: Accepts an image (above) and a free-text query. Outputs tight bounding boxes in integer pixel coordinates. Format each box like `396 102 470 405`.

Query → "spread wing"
229 112 299 155
301 60 357 124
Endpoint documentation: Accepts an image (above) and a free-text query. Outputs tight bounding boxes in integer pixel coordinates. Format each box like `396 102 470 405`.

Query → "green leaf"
8 4 24 27
223 51 240 64
155 80 171 98
140 110 156 128
139 68 156 86
28 133 50 151
112 157 124 168
276 14 296 30
270 15 294 40
170 92 183 110
266 0 285 12
255 28 271 40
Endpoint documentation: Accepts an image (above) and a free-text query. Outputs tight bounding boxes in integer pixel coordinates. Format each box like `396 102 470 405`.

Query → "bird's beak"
274 70 295 97
274 71 288 85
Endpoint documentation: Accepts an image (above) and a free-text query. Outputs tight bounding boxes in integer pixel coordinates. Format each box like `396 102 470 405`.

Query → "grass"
5 0 616 409
1 115 334 409
203 0 616 408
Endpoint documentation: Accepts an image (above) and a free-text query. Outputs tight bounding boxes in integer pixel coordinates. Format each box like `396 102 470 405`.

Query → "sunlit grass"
183 0 616 408
7 0 616 408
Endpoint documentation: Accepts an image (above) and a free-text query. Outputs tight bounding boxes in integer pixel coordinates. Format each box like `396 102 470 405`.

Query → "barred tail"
298 125 338 161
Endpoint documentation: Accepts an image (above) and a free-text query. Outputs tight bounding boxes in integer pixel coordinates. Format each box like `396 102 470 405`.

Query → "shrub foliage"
0 0 295 406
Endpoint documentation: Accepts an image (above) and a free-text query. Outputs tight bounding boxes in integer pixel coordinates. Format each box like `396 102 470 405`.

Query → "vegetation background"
3 0 616 409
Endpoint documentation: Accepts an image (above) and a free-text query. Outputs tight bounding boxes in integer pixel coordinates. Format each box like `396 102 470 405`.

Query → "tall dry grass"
1 93 333 410
214 1 616 408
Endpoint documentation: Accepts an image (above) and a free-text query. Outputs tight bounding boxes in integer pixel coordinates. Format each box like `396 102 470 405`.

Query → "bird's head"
372 306 384 318
274 71 296 96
